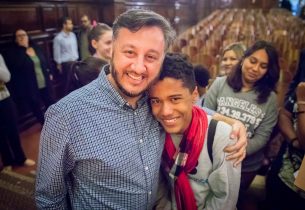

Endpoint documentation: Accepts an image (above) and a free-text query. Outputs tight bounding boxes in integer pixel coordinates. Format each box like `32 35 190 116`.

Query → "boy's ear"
192 86 199 104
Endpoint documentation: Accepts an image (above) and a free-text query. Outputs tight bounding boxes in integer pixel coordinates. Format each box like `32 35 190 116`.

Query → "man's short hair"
112 9 176 51
194 65 210 88
159 53 195 92
59 16 72 28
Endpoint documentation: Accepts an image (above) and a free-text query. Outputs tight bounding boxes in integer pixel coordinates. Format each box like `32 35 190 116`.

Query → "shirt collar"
61 31 71 37
98 64 148 110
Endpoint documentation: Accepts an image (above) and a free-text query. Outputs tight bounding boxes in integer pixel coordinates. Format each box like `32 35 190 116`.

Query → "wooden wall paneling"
100 3 115 26
41 4 58 32
67 4 78 24
0 4 42 36
109 0 197 36
113 2 126 20
76 4 99 24
56 4 65 27
175 4 194 25
173 3 195 34
124 1 170 16
196 0 213 20
45 39 56 73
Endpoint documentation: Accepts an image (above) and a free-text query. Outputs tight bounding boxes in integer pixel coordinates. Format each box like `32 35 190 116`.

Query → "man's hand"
57 64 62 74
224 120 248 167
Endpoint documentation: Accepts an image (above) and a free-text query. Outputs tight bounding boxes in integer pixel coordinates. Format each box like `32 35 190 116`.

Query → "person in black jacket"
5 29 54 125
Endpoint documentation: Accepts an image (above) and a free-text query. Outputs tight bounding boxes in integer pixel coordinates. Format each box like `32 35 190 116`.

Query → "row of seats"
170 8 305 85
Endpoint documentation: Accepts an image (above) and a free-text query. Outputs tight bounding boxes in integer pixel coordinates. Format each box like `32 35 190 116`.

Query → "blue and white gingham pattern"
35 66 164 209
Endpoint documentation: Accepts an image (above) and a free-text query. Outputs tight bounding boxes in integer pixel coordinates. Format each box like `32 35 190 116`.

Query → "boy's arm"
204 121 241 210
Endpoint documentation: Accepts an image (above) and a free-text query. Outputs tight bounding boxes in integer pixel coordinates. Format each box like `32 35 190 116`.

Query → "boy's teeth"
164 118 176 123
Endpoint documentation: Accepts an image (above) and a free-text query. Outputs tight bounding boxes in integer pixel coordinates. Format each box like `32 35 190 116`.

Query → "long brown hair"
227 40 280 104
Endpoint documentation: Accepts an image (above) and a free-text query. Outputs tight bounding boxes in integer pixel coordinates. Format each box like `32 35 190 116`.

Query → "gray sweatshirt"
204 76 278 172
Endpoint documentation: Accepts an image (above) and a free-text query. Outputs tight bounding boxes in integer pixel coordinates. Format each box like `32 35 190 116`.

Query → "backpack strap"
207 119 218 163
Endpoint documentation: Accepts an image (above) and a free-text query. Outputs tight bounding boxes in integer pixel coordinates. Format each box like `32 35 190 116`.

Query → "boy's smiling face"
149 77 197 134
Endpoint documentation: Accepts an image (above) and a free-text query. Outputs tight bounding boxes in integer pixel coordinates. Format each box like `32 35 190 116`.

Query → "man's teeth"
128 73 142 80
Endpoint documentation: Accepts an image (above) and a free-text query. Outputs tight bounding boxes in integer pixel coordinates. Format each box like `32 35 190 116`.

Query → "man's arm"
202 107 247 167
53 36 62 72
213 113 247 166
72 33 79 61
35 104 73 209
205 121 241 210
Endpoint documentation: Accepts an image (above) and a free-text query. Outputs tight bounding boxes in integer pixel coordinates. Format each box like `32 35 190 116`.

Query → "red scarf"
162 106 208 210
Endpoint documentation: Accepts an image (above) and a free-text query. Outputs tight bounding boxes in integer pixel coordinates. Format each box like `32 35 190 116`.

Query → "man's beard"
110 60 159 98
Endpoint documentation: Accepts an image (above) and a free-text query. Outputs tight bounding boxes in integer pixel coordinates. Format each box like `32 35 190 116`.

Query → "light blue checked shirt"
35 65 163 209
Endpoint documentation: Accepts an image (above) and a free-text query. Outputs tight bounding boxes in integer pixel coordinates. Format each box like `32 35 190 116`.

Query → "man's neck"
62 29 70 35
106 73 142 109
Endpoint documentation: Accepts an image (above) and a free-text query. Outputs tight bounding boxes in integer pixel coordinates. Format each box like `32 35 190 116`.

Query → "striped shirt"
35 65 163 209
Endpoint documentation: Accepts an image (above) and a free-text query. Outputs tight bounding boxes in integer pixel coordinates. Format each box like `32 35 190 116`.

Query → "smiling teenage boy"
150 53 241 210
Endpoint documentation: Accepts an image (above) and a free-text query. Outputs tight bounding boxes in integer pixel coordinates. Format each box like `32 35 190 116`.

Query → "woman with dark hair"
5 29 53 125
204 40 280 209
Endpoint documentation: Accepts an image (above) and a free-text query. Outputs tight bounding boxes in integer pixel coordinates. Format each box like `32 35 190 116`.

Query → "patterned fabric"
35 66 163 209
162 106 208 210
279 145 304 196
279 97 305 197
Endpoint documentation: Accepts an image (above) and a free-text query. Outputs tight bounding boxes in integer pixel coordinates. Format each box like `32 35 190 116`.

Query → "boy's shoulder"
206 115 234 153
